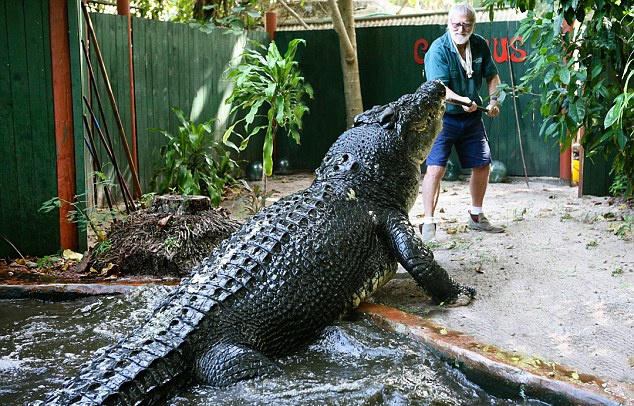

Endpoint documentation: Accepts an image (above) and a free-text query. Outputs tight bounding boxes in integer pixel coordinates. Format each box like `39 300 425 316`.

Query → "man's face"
448 13 475 45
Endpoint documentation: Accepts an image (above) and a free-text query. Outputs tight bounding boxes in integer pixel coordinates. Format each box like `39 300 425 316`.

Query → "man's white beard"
451 31 471 45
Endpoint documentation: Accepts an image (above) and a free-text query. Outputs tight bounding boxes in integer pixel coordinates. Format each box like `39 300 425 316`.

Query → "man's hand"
461 97 478 113
486 101 500 117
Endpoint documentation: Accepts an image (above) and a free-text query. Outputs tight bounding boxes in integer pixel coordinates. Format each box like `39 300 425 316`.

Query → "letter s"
510 36 527 63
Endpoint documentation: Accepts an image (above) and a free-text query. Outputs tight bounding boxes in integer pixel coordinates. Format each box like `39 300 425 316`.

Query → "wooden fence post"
50 0 78 250
117 0 139 195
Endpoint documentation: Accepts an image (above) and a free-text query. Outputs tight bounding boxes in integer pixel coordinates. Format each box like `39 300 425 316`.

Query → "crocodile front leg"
384 212 475 305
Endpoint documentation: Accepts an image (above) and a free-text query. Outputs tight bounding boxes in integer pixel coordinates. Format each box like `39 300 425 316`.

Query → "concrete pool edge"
359 302 632 406
0 282 170 300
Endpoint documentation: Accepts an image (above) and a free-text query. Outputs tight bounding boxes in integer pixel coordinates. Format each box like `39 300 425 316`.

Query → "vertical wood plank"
0 1 21 256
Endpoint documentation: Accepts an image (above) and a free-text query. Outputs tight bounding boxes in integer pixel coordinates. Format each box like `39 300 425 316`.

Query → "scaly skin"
44 80 475 406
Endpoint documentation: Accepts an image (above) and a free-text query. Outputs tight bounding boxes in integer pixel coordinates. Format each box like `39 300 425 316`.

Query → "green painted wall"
276 22 561 177
0 1 60 257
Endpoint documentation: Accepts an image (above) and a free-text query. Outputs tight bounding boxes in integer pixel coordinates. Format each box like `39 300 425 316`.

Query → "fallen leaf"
157 214 172 228
63 249 83 261
446 228 457 235
450 257 464 261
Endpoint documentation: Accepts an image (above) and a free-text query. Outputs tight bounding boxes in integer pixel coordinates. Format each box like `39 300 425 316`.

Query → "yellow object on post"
571 143 580 185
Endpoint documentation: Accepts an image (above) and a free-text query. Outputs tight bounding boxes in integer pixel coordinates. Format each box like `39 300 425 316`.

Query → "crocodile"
45 79 475 405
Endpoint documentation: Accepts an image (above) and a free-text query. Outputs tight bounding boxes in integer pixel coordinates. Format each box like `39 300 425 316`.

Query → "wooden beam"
50 0 78 250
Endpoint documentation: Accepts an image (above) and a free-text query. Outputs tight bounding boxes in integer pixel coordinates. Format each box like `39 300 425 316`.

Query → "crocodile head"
351 79 446 165
393 79 446 164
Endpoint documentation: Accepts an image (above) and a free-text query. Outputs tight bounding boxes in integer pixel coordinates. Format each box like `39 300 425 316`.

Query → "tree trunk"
328 0 363 127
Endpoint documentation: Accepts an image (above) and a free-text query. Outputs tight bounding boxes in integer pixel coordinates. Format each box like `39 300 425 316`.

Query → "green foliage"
152 108 239 206
93 239 112 256
235 180 273 215
197 2 263 32
132 0 263 31
224 39 313 177
39 192 121 241
483 0 634 196
139 192 157 209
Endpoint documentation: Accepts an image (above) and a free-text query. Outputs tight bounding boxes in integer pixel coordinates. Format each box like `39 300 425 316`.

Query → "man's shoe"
468 213 504 233
418 223 437 242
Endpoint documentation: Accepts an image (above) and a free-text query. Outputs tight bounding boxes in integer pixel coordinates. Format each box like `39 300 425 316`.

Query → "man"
419 2 504 242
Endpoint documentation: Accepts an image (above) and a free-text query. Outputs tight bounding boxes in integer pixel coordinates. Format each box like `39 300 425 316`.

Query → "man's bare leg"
468 164 503 232
469 164 490 207
420 165 446 241
423 165 447 217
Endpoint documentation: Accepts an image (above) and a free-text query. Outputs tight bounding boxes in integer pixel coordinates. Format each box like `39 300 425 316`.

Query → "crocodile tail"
45 339 190 406
45 292 208 405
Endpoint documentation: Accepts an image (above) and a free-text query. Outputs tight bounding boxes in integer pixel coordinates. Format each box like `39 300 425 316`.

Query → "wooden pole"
506 41 529 188
50 0 78 250
118 0 139 195
80 1 142 198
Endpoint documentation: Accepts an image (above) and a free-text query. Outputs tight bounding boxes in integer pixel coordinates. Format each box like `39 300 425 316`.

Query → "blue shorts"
425 112 491 169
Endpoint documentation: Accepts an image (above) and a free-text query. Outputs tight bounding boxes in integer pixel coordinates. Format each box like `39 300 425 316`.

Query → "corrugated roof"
277 8 525 31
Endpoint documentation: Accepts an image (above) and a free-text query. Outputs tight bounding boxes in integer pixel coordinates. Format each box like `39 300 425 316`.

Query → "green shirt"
424 32 498 115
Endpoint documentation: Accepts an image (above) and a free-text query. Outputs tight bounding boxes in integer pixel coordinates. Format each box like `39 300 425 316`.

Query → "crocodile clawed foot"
446 284 476 307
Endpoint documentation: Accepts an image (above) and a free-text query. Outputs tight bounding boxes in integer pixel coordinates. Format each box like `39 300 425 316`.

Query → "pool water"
0 287 547 405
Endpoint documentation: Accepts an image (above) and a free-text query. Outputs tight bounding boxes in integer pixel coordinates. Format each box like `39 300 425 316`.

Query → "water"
0 287 547 405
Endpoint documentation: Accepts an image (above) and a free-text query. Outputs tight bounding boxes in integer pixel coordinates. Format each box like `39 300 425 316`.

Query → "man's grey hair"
448 2 476 23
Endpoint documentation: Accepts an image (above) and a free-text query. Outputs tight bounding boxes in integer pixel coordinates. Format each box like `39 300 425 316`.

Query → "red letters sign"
413 36 527 65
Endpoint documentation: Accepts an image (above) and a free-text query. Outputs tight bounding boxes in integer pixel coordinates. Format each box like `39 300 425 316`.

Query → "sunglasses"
450 22 474 30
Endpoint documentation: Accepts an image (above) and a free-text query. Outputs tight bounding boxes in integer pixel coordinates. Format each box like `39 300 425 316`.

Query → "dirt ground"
257 173 634 399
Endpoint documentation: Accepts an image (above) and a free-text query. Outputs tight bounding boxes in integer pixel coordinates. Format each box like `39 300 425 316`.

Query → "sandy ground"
253 173 634 398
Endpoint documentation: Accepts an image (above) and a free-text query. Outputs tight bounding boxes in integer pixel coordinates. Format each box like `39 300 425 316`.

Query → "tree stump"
149 195 211 215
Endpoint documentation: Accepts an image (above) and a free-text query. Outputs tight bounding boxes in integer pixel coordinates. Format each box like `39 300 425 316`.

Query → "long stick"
83 97 134 213
446 98 490 113
81 40 116 156
507 43 530 188
82 114 115 213
0 232 25 260
81 1 142 197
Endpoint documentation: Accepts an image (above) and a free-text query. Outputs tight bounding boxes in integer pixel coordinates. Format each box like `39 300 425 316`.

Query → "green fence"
0 2 60 257
276 22 561 176
88 14 268 200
